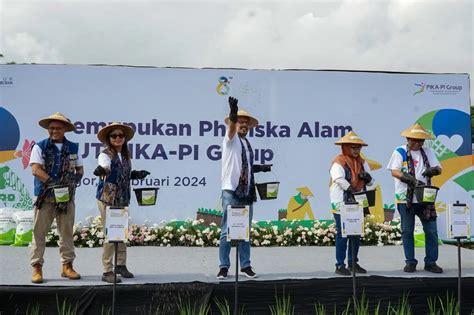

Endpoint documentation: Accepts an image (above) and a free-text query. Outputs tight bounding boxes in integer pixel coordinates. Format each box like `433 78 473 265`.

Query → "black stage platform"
1 246 473 314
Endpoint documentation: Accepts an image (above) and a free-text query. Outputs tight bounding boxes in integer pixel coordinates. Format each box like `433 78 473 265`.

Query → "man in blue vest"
29 112 84 283
217 97 271 280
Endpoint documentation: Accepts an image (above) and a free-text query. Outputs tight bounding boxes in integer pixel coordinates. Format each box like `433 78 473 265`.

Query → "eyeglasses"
350 145 362 150
109 133 125 139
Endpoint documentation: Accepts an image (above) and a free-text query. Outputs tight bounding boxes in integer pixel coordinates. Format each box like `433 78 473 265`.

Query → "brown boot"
61 262 81 280
31 263 43 284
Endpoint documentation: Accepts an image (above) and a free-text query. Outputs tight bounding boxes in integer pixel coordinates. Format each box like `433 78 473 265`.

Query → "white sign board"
447 203 470 238
227 205 250 241
105 206 129 242
341 203 364 237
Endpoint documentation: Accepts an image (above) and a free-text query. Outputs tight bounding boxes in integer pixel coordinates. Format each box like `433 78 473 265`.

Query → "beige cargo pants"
30 201 76 266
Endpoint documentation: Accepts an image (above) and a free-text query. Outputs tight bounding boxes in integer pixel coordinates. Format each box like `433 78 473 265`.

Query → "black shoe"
403 263 417 273
348 263 367 274
335 265 351 276
102 272 122 283
424 263 443 274
240 266 258 279
217 268 228 280
116 265 134 278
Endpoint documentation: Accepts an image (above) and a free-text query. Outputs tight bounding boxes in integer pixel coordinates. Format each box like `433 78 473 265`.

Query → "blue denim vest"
96 152 131 207
33 138 79 196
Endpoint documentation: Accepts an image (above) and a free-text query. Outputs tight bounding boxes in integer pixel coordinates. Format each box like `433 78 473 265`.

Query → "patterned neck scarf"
332 144 366 192
101 148 132 207
407 146 437 220
35 137 76 212
113 152 132 207
234 136 255 202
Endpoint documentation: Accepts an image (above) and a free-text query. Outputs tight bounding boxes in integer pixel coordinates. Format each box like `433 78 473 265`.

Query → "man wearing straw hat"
330 131 374 276
217 97 271 280
387 123 443 273
29 112 83 283
94 122 150 283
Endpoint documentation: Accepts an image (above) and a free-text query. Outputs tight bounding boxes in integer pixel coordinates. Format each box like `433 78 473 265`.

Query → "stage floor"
1 244 473 286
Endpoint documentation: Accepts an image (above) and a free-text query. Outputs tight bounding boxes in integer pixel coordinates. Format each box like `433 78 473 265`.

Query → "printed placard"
105 207 129 243
353 193 369 208
447 204 470 238
422 187 438 203
341 203 364 237
53 187 70 203
227 205 250 241
266 183 279 198
141 190 156 205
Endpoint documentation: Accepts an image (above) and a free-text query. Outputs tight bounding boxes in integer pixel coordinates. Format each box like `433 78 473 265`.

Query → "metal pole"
234 242 239 315
457 237 462 312
112 242 118 315
351 236 357 311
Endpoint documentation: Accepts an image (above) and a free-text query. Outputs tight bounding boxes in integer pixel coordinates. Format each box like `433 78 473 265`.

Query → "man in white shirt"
387 123 443 273
217 97 270 280
29 112 84 283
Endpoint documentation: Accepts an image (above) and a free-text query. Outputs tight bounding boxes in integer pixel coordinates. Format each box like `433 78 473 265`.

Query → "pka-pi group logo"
413 82 462 96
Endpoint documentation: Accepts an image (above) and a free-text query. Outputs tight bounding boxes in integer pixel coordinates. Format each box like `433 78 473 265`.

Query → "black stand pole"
350 236 357 311
452 201 467 313
112 242 119 315
234 242 239 315
456 237 462 312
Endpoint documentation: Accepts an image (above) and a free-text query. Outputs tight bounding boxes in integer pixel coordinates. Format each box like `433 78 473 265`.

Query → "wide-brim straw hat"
400 123 433 140
334 131 368 146
38 112 75 132
97 122 135 144
297 187 314 197
224 110 259 128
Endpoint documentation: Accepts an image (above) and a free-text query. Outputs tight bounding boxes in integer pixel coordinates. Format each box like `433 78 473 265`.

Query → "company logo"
413 82 425 95
413 82 462 96
0 77 14 87
216 76 232 96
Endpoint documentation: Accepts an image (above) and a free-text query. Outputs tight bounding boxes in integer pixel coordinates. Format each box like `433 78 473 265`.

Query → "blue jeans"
334 213 360 267
219 190 253 269
397 203 438 265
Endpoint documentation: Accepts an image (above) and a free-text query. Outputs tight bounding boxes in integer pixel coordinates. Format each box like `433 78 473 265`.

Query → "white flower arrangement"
44 215 402 248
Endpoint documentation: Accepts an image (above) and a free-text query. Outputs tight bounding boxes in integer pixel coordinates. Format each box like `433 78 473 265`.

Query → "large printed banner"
0 65 472 238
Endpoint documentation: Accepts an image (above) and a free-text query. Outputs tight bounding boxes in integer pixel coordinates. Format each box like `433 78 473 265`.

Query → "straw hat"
297 187 314 197
334 131 368 146
97 122 135 144
224 110 259 128
38 112 75 132
400 123 433 140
